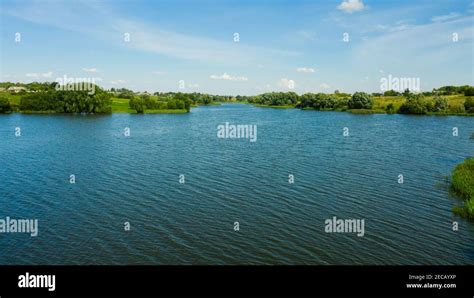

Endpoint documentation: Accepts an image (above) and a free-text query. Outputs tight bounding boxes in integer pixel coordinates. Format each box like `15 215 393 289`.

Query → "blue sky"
0 0 473 95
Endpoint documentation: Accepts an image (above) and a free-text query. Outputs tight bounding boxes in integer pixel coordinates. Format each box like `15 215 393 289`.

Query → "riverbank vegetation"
451 158 474 220
243 87 473 116
241 86 474 116
1 82 473 116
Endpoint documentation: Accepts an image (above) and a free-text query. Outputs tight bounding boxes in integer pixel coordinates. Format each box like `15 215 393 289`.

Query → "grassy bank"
112 97 188 114
253 94 473 116
451 158 474 220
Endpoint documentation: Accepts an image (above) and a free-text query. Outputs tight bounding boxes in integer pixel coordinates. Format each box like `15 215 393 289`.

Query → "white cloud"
431 12 461 23
152 70 165 75
279 78 295 89
210 73 248 81
337 0 365 13
110 80 126 85
320 83 331 89
82 67 99 73
296 67 315 73
26 71 53 78
2 1 298 66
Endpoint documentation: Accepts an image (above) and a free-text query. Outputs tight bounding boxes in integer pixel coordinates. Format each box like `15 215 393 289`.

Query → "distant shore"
1 83 473 116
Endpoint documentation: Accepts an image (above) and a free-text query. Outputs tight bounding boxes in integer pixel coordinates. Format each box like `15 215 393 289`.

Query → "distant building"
7 86 27 93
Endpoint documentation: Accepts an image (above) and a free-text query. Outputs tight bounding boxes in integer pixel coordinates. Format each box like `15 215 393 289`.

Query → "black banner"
0 265 472 297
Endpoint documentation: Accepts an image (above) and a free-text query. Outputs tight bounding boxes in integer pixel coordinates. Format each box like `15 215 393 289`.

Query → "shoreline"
1 102 473 116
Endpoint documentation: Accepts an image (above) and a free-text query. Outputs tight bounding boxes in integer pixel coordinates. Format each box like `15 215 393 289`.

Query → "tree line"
1 82 473 115
0 84 112 113
129 93 192 113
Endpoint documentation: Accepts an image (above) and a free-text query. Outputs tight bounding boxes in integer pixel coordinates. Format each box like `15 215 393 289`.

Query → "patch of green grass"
451 157 474 220
373 96 405 112
111 97 134 113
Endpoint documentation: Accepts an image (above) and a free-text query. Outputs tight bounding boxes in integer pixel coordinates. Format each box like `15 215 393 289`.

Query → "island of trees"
0 81 473 116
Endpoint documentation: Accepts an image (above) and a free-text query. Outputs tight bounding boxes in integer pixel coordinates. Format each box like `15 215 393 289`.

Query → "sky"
0 0 473 95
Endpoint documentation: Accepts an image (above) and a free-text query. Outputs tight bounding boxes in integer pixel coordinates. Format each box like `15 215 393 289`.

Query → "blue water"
0 104 473 264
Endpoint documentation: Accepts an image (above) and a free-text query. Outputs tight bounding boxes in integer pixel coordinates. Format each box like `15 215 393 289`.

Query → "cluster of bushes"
451 158 474 220
297 92 373 110
464 97 474 113
299 93 347 109
376 86 474 97
246 92 299 106
0 96 12 113
434 85 474 96
397 94 473 115
155 92 233 105
398 94 432 114
347 92 374 109
129 94 191 113
17 84 112 113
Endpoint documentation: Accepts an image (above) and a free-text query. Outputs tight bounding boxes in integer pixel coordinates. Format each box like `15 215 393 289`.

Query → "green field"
254 94 472 116
373 94 469 115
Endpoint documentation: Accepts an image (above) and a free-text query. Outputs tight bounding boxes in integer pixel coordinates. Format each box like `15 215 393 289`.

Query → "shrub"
398 94 428 114
464 87 474 96
143 96 159 109
383 90 400 96
20 91 62 112
385 103 397 114
167 100 177 110
432 96 448 112
129 97 145 113
464 97 474 113
348 92 373 109
0 97 12 113
334 97 350 109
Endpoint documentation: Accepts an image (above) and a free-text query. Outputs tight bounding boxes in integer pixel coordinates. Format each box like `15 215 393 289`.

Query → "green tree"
464 97 474 113
129 97 145 113
0 97 12 113
398 94 428 114
167 100 177 109
432 95 448 112
383 90 400 96
464 87 474 96
348 92 373 109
